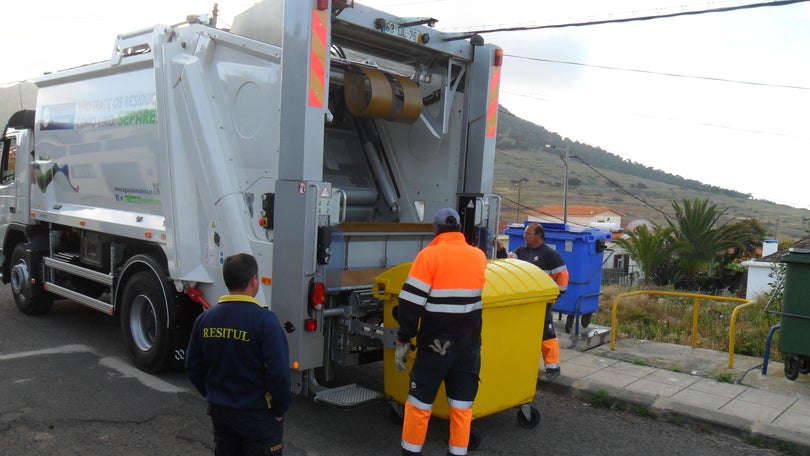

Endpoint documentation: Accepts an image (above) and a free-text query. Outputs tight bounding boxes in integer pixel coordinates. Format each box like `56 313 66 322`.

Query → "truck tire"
120 269 173 373
9 243 53 315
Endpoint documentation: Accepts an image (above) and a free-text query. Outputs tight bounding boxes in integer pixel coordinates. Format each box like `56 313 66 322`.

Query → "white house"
742 240 780 301
526 205 623 231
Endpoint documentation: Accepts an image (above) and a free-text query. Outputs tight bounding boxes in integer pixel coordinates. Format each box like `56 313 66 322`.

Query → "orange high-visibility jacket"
397 232 487 349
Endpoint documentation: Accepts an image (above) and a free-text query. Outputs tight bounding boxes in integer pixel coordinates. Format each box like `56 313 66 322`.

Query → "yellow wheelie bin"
373 258 559 438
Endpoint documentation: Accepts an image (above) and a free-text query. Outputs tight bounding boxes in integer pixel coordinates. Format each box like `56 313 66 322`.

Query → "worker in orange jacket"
395 208 488 456
497 222 569 379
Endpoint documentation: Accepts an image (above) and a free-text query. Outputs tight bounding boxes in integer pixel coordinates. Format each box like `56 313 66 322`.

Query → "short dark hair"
435 223 461 234
223 253 258 291
529 223 545 240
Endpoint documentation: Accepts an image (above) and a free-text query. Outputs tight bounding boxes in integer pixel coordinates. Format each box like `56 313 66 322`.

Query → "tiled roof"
750 236 810 262
790 236 810 253
529 205 625 217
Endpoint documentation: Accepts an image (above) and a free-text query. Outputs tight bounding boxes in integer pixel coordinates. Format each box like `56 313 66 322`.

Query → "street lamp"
511 178 529 223
545 144 570 226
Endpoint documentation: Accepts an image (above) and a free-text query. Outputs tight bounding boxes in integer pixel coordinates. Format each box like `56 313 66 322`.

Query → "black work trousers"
208 404 284 456
409 345 481 405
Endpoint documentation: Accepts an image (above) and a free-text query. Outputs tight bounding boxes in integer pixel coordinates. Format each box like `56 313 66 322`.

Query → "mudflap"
168 326 193 369
168 296 203 369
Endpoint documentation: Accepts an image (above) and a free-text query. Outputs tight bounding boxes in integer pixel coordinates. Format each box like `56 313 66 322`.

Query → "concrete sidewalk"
543 326 810 453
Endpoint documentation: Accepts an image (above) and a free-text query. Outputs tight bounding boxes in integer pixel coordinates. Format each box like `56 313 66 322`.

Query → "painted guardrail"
609 291 755 368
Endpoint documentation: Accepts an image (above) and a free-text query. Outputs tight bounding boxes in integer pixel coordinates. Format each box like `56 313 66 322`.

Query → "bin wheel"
564 315 574 334
785 356 800 381
581 313 592 328
517 407 541 429
800 358 810 375
468 426 481 451
388 405 403 425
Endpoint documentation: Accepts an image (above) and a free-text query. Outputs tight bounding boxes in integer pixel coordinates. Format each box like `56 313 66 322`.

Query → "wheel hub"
130 294 158 352
10 261 29 295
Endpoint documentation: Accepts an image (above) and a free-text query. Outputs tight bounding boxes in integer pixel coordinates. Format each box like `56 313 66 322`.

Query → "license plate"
381 20 422 43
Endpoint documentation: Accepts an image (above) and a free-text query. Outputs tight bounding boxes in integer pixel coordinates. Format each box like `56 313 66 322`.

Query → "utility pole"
212 3 219 27
545 144 570 226
511 178 529 223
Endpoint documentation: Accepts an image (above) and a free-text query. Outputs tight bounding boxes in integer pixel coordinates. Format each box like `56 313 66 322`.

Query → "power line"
495 108 673 219
500 88 810 141
444 0 810 38
570 154 673 219
503 55 810 92
499 195 595 229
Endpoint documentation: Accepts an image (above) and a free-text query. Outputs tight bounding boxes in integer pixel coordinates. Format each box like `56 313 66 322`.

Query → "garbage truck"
0 0 506 400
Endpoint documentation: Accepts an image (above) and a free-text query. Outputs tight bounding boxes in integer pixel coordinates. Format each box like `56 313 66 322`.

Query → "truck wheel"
120 270 173 373
9 244 53 315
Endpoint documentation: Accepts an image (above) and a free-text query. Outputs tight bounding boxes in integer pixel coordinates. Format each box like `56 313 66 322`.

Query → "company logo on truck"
39 91 157 131
114 185 160 205
40 104 77 130
32 161 80 193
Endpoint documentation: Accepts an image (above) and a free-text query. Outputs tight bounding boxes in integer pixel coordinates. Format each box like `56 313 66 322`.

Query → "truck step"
314 384 384 410
52 252 79 263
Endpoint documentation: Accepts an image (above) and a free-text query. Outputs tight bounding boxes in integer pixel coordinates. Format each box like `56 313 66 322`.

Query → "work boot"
545 367 561 380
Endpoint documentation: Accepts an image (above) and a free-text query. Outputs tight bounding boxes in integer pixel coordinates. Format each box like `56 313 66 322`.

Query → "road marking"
0 344 93 360
0 345 187 394
99 357 188 394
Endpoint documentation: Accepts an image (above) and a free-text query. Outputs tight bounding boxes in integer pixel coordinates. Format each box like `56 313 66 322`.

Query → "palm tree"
666 198 753 289
613 224 674 287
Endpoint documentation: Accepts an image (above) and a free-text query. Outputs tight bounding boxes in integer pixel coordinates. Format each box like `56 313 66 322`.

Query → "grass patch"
777 442 797 455
632 358 648 366
668 417 685 427
746 436 764 447
716 373 734 384
635 405 654 418
590 389 615 409
594 286 784 361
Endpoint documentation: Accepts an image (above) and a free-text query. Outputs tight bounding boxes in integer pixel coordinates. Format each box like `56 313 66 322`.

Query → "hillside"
494 107 810 241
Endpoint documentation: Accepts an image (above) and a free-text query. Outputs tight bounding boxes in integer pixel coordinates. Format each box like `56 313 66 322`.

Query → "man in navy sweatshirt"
186 253 291 455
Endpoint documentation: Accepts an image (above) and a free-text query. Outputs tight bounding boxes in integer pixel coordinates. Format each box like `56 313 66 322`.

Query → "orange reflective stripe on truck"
486 66 501 138
308 9 328 108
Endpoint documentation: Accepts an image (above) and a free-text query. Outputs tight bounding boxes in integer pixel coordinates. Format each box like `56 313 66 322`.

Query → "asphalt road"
0 291 776 455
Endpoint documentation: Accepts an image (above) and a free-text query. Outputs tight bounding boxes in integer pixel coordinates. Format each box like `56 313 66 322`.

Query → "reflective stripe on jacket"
397 232 487 349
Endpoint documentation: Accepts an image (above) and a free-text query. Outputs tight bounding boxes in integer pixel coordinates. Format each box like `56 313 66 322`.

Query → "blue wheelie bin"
504 222 611 334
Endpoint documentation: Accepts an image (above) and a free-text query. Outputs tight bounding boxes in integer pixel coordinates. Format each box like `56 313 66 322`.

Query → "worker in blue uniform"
185 253 291 455
497 223 568 379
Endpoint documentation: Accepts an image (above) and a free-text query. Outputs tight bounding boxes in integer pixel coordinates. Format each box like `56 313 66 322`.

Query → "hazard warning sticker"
298 182 306 194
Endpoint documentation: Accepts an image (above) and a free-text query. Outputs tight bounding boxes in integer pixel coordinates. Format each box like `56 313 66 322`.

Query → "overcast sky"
4 0 809 209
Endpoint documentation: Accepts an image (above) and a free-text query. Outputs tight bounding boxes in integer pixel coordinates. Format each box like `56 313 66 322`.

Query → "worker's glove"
395 341 411 372
428 339 451 356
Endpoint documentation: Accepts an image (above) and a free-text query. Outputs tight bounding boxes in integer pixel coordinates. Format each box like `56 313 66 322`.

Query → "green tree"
728 218 767 258
666 198 754 290
613 224 674 287
716 218 766 292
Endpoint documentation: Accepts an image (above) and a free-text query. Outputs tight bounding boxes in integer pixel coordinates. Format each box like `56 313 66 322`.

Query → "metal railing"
601 269 637 287
609 291 755 368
